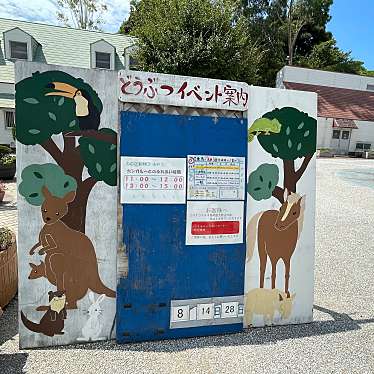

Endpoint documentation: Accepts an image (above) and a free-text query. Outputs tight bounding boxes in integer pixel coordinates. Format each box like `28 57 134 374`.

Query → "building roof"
284 82 374 122
0 18 135 83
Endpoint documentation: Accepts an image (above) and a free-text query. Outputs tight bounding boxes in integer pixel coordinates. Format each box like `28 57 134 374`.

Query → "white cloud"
0 0 130 33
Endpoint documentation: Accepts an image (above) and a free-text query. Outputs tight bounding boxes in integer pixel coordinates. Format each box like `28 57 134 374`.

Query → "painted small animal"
246 188 305 294
28 255 94 310
45 82 100 131
20 290 67 337
29 186 116 308
77 292 106 341
248 117 282 142
244 288 295 326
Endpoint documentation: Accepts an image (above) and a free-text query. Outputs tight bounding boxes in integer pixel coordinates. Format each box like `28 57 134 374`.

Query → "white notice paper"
185 201 244 245
187 155 245 200
120 157 186 204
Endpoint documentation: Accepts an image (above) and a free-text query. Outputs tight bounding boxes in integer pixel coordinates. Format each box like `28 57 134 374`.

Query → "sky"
327 0 374 70
0 0 372 69
0 0 130 33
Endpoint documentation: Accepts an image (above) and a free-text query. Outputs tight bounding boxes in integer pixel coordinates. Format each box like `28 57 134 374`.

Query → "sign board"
170 295 244 329
16 62 117 349
120 156 186 204
187 155 245 200
119 70 249 111
185 201 244 245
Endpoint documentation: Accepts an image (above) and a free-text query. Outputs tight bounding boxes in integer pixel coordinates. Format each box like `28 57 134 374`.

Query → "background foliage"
119 0 370 87
120 0 263 85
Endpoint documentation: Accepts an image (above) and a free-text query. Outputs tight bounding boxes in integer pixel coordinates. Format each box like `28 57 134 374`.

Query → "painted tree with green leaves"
248 107 316 203
16 70 117 233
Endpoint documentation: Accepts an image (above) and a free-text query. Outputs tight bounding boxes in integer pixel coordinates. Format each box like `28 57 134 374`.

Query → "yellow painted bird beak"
45 82 78 98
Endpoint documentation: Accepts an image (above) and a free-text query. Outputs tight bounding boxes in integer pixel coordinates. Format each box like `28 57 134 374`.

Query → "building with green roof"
0 17 135 146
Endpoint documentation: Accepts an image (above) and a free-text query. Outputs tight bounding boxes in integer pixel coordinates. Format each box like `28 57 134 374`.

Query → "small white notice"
187 155 245 200
120 157 186 204
185 201 244 245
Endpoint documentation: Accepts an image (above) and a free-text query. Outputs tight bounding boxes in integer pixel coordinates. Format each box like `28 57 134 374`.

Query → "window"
332 130 340 139
95 52 111 69
356 142 371 150
4 111 15 128
367 84 374 92
129 55 138 69
341 131 350 140
10 41 28 59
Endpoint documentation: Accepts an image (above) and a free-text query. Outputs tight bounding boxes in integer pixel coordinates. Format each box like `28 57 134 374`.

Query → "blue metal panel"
117 112 247 343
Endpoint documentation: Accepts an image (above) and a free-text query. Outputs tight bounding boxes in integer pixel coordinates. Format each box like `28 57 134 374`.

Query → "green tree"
298 39 365 74
19 164 77 206
119 0 263 85
119 0 140 34
57 0 108 30
277 0 333 66
16 70 117 233
247 107 316 203
247 163 279 201
236 0 333 86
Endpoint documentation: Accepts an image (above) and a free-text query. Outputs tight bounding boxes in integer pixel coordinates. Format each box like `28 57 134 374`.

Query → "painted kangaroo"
246 188 305 294
29 186 115 308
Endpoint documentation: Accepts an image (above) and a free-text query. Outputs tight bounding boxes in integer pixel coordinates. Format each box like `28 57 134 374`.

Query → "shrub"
0 227 13 251
0 154 16 166
0 145 11 156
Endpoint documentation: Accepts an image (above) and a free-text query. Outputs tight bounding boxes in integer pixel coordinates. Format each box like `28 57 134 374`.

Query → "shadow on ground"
0 298 28 373
0 353 28 374
3 298 372 353
0 297 18 346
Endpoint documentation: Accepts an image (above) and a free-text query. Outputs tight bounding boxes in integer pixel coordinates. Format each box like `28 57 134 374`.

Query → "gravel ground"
1 158 374 374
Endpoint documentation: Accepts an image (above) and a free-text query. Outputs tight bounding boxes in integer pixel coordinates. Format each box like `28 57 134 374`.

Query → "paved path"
1 159 374 373
0 180 17 233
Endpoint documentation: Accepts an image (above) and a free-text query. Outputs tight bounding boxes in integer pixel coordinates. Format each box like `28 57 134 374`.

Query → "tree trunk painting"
16 63 118 349
245 96 317 329
247 107 316 203
16 70 117 233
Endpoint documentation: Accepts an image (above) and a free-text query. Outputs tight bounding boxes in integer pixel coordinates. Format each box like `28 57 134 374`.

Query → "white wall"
317 117 333 149
0 82 15 94
278 66 374 91
315 117 374 152
350 121 374 152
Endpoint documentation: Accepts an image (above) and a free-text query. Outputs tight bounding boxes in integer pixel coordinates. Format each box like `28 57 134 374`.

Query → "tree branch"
294 154 313 182
64 130 117 145
41 138 63 166
82 176 97 193
63 132 76 154
272 186 284 204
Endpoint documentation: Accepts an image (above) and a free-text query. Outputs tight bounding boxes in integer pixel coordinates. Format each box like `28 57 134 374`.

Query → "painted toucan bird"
45 82 100 130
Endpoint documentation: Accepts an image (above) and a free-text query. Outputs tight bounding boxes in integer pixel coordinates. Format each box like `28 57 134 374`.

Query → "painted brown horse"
246 189 305 294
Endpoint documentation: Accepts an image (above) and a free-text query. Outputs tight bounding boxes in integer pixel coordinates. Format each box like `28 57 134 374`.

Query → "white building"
277 66 374 155
0 18 136 148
